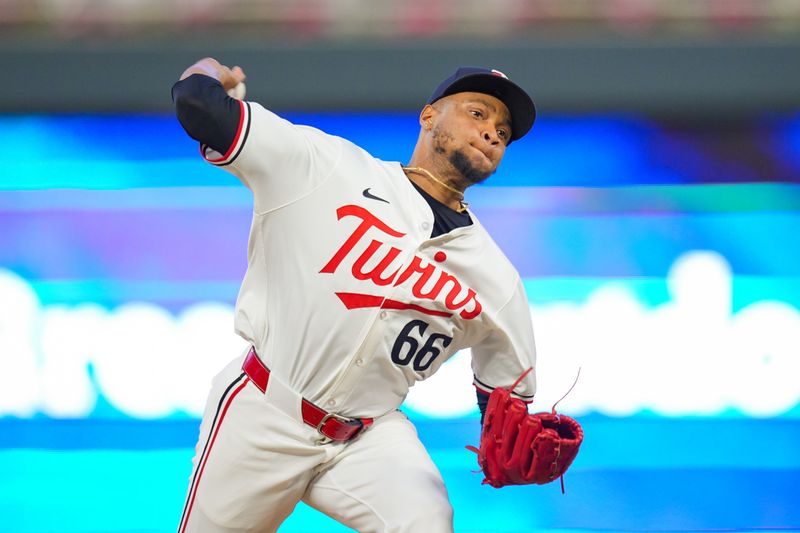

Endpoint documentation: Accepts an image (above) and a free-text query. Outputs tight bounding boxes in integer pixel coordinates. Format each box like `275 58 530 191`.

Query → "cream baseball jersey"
201 100 537 418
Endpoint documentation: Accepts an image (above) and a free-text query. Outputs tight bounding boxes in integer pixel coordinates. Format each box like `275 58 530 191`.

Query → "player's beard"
432 125 494 185
449 149 493 185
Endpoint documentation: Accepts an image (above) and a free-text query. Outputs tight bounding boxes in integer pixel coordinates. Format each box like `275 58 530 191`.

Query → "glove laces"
551 367 581 414
550 367 582 494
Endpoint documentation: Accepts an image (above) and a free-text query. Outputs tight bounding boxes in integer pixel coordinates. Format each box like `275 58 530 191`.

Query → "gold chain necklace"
403 166 469 213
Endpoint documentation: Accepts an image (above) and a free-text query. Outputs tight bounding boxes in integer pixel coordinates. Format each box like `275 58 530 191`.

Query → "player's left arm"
476 388 490 423
470 278 537 401
468 278 584 488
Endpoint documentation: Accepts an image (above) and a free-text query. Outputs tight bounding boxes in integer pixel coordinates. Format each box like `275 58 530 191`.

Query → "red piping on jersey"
202 99 246 163
335 292 453 318
179 377 250 533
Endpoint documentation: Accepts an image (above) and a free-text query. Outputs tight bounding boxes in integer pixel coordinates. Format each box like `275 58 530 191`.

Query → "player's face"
430 92 512 184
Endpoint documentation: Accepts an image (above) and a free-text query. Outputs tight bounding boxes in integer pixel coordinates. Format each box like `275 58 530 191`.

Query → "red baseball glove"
467 371 583 489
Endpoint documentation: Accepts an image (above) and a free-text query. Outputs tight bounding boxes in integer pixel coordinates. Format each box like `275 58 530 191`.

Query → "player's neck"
403 159 467 213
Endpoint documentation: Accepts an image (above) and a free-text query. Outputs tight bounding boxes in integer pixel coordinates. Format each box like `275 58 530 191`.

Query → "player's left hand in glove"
466 369 583 489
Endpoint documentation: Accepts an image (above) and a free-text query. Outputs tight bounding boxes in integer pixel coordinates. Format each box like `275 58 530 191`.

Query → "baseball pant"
178 352 454 533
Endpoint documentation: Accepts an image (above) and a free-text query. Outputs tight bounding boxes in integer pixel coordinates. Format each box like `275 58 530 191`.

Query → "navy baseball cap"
427 66 536 142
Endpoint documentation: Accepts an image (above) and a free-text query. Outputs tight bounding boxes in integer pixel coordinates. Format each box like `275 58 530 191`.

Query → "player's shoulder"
467 214 523 282
250 102 380 159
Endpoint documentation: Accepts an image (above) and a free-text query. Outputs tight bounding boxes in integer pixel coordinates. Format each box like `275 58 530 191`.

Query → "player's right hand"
179 57 247 92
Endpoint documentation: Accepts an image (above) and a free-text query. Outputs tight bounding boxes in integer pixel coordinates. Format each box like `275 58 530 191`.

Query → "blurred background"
1 1 800 532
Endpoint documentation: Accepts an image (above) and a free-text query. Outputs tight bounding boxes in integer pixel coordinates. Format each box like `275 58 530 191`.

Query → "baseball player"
172 58 538 532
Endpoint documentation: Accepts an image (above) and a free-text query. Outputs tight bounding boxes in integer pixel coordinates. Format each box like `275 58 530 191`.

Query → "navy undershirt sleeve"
171 74 242 155
477 389 489 424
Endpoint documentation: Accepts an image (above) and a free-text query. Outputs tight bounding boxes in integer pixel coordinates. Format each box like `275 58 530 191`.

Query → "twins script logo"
319 205 482 320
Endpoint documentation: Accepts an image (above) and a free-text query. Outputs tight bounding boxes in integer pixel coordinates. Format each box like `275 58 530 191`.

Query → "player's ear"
419 104 437 131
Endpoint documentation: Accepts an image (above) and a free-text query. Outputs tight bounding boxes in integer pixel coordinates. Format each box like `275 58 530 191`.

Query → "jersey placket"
320 215 439 416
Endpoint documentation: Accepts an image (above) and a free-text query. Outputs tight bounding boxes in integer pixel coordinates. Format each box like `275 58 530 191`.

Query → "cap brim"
436 73 536 141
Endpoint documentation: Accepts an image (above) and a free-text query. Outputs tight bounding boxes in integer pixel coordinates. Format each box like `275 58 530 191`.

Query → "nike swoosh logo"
362 188 389 204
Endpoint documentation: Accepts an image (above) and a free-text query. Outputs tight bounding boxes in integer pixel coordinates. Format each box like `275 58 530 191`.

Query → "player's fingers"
231 66 247 83
218 65 242 91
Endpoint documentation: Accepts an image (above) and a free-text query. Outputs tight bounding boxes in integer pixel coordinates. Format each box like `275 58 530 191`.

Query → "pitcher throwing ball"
172 58 558 532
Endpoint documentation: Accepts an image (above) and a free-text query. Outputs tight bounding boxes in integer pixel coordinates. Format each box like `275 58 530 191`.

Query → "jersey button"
421 222 430 231
379 311 388 319
356 358 364 366
326 399 336 407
